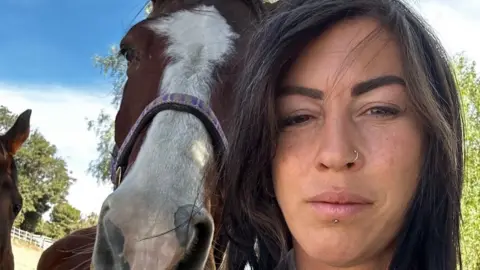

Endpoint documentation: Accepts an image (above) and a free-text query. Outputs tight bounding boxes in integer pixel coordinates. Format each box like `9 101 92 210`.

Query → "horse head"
0 109 31 270
92 0 267 269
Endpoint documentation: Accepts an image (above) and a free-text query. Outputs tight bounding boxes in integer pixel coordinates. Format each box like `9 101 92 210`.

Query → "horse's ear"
4 109 31 155
146 0 155 14
264 1 278 12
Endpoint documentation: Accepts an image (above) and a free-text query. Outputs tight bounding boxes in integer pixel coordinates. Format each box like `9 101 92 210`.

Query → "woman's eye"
279 114 313 128
366 106 400 117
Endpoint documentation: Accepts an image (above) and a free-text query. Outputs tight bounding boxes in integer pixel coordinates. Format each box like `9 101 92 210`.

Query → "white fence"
11 227 55 250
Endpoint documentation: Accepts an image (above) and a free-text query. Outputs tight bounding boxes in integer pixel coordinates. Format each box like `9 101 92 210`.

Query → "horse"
37 0 277 269
0 109 31 270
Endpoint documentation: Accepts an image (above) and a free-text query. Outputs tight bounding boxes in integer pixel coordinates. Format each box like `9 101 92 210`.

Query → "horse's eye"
120 47 136 63
13 203 22 216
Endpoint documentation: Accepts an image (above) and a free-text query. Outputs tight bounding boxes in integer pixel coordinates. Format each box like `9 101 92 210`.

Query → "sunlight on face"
272 17 424 269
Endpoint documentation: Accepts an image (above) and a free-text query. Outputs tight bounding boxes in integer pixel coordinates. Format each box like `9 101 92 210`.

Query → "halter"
110 93 228 189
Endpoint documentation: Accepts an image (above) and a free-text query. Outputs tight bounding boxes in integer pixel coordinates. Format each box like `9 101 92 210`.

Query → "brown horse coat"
37 226 96 270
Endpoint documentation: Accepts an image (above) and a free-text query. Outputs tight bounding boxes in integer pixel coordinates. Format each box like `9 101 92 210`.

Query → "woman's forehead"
283 17 403 88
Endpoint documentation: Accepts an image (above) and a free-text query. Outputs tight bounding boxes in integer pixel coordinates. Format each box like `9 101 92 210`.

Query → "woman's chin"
306 249 361 267
294 232 393 269
294 234 367 267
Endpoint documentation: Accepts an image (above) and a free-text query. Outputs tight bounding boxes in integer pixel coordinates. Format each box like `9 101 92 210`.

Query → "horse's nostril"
174 204 214 269
94 215 131 270
13 203 22 216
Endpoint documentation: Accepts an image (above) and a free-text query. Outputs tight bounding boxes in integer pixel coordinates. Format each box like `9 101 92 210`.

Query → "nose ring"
351 150 359 163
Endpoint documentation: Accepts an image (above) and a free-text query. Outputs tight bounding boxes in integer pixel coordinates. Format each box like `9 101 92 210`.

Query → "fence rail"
11 226 54 250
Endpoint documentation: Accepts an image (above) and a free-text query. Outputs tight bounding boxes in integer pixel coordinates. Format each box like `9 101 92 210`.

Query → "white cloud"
0 82 115 218
413 0 480 64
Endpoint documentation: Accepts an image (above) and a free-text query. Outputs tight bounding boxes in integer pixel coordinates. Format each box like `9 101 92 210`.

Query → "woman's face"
273 17 424 269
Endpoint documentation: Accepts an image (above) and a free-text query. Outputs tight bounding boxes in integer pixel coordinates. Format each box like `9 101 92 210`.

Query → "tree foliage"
86 110 116 184
92 46 127 108
50 202 81 235
79 212 100 228
86 5 152 184
0 106 17 133
36 202 99 239
0 106 75 232
453 54 480 270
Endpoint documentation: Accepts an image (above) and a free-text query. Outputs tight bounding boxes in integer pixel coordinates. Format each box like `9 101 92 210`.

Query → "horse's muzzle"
92 200 214 270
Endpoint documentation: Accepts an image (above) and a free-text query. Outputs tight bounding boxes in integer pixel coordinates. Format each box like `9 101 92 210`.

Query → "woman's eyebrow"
279 75 406 99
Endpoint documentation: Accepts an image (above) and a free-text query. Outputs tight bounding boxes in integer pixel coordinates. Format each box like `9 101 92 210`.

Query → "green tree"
0 106 75 232
77 212 99 229
36 208 99 239
36 202 82 239
86 109 116 184
87 4 152 184
453 54 480 270
50 202 81 235
0 106 17 133
92 45 127 107
87 46 124 185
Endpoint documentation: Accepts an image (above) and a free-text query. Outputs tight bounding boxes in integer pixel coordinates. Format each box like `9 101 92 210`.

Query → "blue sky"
1 0 480 218
0 0 150 217
0 0 145 86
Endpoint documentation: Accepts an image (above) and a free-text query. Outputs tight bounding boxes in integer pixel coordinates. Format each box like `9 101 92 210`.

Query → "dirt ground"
11 240 42 270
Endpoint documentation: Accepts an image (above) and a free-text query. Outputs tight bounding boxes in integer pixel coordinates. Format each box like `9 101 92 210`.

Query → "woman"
219 0 464 269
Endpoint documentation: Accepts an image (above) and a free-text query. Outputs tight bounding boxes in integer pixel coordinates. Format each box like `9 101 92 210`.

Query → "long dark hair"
217 0 464 269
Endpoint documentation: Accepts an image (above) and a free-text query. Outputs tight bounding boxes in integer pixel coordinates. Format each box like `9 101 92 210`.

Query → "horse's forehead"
146 5 239 56
149 0 220 17
150 0 258 14
120 20 153 45
123 0 254 50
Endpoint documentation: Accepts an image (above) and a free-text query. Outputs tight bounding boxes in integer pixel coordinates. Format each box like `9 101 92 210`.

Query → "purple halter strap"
110 93 228 188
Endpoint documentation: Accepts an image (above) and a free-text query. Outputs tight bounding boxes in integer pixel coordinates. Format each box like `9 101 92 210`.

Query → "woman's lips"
306 190 373 220
309 202 371 219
